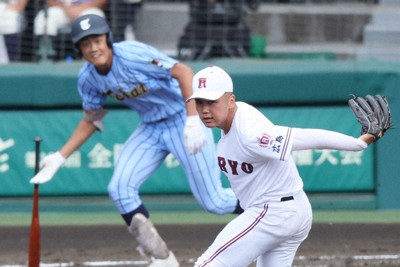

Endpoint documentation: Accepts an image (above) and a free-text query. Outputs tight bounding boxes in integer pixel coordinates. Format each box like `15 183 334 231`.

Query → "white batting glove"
30 151 66 184
184 115 206 155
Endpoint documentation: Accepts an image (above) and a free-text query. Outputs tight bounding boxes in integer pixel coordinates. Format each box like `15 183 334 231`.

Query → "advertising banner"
0 106 373 196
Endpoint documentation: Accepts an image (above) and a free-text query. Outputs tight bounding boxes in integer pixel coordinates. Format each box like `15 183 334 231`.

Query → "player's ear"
228 94 236 107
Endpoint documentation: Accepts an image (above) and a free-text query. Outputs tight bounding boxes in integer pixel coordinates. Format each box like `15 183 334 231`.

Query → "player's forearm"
63 0 107 19
48 0 62 7
76 0 107 9
171 63 197 116
59 120 97 158
359 133 375 145
12 0 29 11
291 128 368 151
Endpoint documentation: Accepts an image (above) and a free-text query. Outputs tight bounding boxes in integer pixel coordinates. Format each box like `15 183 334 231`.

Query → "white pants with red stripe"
194 191 312 267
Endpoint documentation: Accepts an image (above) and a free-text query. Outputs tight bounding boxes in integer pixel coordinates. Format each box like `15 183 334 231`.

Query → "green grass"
1 210 400 226
312 210 400 224
1 194 399 226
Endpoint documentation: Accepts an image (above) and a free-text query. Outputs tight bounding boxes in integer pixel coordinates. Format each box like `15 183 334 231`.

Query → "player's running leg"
163 112 242 215
107 123 179 267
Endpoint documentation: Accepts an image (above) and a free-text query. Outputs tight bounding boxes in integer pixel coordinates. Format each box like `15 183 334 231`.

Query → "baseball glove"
348 94 392 141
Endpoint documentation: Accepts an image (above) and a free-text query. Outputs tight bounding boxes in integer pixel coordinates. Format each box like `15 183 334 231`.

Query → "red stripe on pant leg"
199 204 269 267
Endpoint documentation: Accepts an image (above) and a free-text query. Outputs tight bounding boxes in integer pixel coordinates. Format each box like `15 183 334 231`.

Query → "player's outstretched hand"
184 115 206 155
30 151 66 184
348 94 392 142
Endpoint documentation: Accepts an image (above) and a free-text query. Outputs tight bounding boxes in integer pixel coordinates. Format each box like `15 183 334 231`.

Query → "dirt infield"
2 223 400 267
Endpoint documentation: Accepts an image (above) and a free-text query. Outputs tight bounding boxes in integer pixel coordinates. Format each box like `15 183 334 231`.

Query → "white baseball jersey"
217 102 303 209
195 102 312 267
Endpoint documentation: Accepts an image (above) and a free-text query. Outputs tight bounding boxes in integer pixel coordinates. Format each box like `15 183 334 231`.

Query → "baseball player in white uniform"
186 66 377 267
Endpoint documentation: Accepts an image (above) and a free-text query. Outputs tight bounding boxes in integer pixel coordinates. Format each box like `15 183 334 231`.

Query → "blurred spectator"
124 0 143 40
178 0 260 60
109 0 143 42
34 0 107 61
0 0 29 63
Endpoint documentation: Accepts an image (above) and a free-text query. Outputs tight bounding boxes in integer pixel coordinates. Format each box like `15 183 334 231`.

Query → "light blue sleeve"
115 41 178 71
77 63 107 111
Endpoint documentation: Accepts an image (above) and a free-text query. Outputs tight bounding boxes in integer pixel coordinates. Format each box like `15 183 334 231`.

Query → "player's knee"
202 202 229 215
107 179 120 201
200 198 242 215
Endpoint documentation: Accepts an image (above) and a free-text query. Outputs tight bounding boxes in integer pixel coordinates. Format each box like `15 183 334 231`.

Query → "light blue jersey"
76 41 238 216
78 41 184 123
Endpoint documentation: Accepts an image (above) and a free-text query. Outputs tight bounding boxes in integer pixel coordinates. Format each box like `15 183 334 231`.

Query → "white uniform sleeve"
245 125 294 162
291 128 368 151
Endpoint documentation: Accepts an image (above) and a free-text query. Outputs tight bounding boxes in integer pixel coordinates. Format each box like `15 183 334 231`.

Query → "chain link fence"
0 0 384 63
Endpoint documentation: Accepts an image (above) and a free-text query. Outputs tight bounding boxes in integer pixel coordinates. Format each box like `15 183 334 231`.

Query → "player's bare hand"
30 151 66 184
184 115 206 155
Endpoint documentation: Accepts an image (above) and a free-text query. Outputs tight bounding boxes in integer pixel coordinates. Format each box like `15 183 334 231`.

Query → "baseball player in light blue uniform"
30 14 242 267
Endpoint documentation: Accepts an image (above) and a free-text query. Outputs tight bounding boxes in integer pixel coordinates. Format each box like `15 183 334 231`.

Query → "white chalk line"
296 254 400 261
0 261 147 267
1 254 400 267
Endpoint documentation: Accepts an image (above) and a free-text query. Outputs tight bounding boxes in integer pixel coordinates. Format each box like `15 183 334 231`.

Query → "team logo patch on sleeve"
151 58 163 67
257 133 285 154
257 133 272 148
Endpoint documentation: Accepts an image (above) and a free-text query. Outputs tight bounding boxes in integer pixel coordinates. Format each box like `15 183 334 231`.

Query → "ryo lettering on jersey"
105 83 148 101
218 157 254 175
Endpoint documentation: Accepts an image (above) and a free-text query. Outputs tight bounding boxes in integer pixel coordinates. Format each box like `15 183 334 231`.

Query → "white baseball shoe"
148 251 179 267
